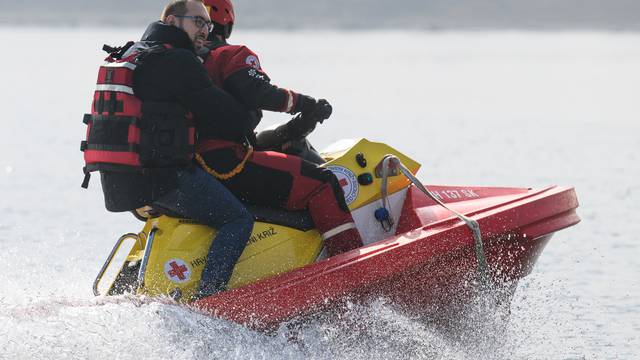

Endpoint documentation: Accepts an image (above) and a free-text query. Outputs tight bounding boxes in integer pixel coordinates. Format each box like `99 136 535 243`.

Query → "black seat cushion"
145 204 315 232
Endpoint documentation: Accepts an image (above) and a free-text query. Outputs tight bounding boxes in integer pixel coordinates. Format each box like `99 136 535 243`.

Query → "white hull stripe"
95 84 134 95
102 61 137 70
321 222 357 240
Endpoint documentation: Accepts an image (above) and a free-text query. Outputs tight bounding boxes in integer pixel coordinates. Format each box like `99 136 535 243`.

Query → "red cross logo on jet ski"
169 262 188 280
164 259 191 283
328 165 359 205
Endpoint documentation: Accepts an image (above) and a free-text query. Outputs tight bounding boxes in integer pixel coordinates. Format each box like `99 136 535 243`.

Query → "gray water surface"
0 28 638 359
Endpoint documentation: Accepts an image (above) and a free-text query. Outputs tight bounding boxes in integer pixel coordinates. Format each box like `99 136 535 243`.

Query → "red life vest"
81 43 196 188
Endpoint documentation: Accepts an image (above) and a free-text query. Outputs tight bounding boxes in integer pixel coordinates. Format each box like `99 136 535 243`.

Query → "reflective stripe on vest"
95 84 134 95
101 61 137 70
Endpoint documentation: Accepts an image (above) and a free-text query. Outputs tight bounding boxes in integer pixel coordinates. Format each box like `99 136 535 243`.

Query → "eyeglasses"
174 15 214 32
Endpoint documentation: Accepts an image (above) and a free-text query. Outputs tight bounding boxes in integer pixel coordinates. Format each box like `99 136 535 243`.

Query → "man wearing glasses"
85 0 255 297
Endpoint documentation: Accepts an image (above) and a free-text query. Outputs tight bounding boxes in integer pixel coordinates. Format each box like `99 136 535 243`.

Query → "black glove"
296 95 332 122
311 99 332 123
290 94 331 122
256 96 333 150
295 94 316 116
287 98 332 139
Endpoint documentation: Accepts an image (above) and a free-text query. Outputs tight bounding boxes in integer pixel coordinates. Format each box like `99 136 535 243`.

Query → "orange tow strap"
194 145 254 180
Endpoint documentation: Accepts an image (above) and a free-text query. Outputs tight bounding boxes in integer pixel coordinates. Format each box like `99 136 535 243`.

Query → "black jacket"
100 21 251 212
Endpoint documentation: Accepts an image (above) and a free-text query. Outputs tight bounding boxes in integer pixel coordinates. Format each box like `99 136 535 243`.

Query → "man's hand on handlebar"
288 98 332 140
256 96 332 151
299 96 332 123
310 99 332 123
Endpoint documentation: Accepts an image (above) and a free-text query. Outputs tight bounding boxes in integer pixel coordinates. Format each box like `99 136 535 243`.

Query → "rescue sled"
93 138 580 330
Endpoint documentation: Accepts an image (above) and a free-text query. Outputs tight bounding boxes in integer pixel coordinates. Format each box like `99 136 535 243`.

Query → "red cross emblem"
164 259 191 283
328 165 359 205
245 55 260 70
168 261 188 280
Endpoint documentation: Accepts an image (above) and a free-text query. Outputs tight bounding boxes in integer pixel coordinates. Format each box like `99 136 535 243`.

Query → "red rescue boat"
193 183 579 330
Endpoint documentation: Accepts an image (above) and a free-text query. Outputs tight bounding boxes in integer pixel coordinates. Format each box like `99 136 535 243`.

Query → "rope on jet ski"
379 155 491 288
194 145 254 180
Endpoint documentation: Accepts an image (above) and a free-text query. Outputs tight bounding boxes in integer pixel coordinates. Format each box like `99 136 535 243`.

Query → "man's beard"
194 35 207 50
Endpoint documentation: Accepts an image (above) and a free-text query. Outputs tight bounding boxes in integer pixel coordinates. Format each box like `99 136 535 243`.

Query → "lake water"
0 27 638 359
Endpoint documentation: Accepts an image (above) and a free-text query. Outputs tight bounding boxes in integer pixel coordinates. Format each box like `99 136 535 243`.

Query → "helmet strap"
212 22 233 39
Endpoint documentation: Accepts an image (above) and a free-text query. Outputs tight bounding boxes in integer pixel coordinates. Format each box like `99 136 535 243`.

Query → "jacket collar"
140 21 196 53
198 34 228 57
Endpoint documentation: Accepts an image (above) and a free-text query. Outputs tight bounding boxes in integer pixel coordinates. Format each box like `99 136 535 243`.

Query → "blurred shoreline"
1 23 639 34
2 0 639 31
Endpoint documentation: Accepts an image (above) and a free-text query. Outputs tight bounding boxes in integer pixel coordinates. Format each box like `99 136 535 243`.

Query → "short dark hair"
161 0 204 21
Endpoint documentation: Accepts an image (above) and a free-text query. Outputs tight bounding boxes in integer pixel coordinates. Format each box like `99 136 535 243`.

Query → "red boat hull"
194 185 579 330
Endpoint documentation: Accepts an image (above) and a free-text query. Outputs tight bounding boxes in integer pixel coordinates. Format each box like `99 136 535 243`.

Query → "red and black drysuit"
197 38 363 256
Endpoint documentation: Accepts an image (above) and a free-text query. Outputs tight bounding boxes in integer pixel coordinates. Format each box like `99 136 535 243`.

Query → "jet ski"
93 137 580 331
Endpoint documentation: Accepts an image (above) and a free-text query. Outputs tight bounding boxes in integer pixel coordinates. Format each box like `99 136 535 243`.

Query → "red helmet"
203 0 235 39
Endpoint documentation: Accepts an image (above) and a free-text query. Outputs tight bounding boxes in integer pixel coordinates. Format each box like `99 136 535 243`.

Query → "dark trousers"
152 167 253 294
